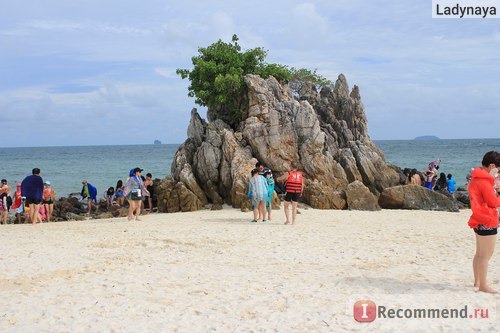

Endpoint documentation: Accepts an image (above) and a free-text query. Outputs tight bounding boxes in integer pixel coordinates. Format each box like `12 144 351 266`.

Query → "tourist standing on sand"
11 183 24 224
0 179 11 224
247 168 268 223
42 181 56 222
277 161 304 225
468 151 500 293
143 173 154 212
21 168 44 224
123 167 149 221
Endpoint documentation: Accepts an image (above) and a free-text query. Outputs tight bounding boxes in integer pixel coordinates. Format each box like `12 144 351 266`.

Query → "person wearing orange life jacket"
277 161 304 225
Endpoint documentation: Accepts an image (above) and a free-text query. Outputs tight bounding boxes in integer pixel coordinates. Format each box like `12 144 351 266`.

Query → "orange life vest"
285 170 303 193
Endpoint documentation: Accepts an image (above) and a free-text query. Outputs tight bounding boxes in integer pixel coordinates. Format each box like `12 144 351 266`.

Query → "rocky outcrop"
346 180 380 211
378 185 460 212
156 74 401 212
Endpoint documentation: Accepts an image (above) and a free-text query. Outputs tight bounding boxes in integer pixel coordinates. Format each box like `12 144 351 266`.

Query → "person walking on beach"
247 168 268 223
21 168 44 224
81 180 98 214
468 151 500 293
123 168 149 221
277 161 304 225
42 181 56 222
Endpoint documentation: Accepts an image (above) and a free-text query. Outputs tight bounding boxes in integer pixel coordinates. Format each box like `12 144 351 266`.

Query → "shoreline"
0 207 497 331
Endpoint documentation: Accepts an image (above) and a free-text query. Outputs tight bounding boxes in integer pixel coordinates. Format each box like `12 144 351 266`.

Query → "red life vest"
286 170 303 193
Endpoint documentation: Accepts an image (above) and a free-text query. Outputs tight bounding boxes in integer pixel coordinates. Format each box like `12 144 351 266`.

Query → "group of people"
0 169 57 224
406 160 457 194
81 168 154 221
0 166 156 224
247 161 304 225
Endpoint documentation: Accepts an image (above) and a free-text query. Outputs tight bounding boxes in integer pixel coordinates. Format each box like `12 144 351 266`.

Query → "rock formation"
378 185 460 212
156 73 402 212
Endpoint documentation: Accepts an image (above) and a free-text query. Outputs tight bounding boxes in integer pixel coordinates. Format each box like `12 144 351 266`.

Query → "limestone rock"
378 185 460 212
346 180 380 211
158 73 401 211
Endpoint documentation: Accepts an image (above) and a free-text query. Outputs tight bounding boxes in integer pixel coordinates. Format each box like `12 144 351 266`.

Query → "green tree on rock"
177 34 332 127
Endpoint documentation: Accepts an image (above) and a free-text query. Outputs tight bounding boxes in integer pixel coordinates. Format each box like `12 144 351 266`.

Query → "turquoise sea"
0 139 499 198
376 138 500 188
0 144 178 199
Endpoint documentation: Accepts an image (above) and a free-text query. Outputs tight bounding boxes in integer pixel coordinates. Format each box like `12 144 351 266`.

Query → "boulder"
346 180 380 211
454 190 470 207
378 185 460 212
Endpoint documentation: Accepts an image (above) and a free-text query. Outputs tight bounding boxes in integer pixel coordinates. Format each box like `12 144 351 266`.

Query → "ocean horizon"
1 138 499 198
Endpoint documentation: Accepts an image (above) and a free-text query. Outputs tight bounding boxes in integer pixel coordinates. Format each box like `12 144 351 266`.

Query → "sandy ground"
0 206 498 332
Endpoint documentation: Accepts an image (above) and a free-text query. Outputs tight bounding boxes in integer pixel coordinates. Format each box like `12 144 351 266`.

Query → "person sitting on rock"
446 174 457 193
433 172 448 192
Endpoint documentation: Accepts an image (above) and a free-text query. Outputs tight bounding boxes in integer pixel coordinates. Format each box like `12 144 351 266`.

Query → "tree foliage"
177 34 333 126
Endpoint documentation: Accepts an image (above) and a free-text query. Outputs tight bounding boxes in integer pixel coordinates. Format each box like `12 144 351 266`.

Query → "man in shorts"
277 161 304 225
21 168 44 224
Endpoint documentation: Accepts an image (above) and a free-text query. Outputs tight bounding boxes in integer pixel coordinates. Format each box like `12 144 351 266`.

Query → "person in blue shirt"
21 168 44 224
447 173 457 193
81 180 98 214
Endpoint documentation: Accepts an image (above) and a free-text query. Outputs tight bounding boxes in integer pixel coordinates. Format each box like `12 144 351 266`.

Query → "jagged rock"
378 185 460 212
211 203 223 211
53 197 86 218
177 182 203 212
346 180 380 211
157 73 401 211
65 212 86 221
454 190 470 206
96 212 114 219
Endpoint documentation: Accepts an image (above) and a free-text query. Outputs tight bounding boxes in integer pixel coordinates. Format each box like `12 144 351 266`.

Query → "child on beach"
42 181 56 222
264 170 275 220
247 168 268 223
11 183 24 224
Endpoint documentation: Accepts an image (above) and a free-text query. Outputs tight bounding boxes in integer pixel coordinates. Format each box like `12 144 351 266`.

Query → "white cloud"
0 0 499 146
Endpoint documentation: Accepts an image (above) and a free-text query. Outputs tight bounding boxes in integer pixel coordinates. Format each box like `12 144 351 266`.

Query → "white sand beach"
0 207 498 332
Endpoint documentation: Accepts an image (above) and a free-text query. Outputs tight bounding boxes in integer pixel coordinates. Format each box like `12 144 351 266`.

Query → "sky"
1 1 499 147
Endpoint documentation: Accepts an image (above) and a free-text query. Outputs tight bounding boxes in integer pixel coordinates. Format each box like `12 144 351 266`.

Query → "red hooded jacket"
468 167 500 229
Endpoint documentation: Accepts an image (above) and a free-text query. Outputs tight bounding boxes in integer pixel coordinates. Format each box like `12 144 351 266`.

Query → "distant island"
154 139 162 145
414 135 440 140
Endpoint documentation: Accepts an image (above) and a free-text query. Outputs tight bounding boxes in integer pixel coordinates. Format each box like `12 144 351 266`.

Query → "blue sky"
1 1 499 147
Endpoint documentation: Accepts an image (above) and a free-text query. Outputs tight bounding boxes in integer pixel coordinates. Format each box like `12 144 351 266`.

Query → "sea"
1 138 499 198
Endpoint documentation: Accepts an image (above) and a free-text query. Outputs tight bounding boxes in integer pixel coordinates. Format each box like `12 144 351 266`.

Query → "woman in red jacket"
469 151 500 293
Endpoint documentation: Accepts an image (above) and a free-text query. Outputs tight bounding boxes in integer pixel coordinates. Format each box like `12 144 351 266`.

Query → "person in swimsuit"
42 181 56 222
143 173 154 212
